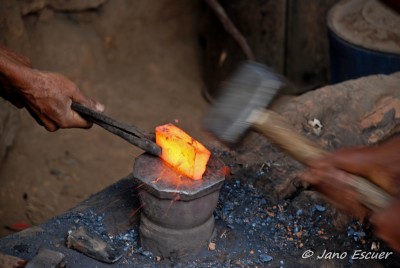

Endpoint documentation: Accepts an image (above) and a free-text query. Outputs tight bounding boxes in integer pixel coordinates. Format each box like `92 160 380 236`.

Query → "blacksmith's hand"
303 135 400 252
0 44 104 132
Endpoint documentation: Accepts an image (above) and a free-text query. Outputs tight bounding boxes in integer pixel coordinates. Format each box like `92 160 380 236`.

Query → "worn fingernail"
96 102 105 112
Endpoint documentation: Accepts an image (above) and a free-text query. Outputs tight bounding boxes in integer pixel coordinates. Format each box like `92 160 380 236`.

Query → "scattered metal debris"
0 252 27 268
25 248 65 268
259 254 273 263
208 242 216 251
67 226 122 263
307 118 323 136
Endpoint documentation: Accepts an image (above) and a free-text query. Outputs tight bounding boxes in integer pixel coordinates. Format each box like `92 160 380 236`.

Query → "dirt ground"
0 0 215 237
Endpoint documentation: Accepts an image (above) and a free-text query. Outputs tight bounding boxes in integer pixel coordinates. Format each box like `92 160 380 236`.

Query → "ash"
167 179 373 267
121 149 398 267
64 210 140 253
3 149 398 267
120 180 394 267
70 151 398 267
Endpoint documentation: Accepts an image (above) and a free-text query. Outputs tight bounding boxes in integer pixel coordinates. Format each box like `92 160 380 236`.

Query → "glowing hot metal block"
156 124 211 180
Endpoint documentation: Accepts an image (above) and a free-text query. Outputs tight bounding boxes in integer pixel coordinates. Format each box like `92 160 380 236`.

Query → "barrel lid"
328 0 400 54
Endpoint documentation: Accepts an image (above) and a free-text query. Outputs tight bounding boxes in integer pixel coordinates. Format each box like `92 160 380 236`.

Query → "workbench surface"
0 174 149 267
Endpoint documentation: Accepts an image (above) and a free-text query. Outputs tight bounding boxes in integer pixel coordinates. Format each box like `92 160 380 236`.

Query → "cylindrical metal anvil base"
139 213 215 258
133 153 225 258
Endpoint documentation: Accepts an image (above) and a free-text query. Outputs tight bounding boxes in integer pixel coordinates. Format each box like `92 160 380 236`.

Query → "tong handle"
71 102 161 156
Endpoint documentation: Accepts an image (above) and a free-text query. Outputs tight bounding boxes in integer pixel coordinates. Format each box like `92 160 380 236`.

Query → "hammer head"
204 61 288 144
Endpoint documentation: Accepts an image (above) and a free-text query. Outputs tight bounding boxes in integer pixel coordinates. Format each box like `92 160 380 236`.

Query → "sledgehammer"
204 61 393 211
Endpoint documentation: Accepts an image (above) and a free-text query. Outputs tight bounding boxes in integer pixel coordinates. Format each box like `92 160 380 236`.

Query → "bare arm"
0 44 104 131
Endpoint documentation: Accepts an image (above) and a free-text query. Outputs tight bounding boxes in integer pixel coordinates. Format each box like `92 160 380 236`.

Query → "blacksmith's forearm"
0 44 34 94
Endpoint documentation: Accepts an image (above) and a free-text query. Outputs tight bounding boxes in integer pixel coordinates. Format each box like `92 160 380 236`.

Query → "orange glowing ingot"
155 123 211 180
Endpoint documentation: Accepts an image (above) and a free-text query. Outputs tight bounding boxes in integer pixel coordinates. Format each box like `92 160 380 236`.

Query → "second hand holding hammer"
204 61 393 211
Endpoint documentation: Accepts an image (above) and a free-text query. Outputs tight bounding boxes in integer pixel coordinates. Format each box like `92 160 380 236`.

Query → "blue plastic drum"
327 0 400 83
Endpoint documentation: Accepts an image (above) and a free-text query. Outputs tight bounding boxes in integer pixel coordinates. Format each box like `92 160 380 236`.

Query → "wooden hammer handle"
248 109 393 211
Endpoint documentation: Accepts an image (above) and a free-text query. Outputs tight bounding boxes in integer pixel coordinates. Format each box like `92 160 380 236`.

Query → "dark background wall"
200 0 339 97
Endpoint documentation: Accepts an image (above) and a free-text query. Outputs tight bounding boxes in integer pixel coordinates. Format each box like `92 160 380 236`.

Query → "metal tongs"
71 102 161 156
